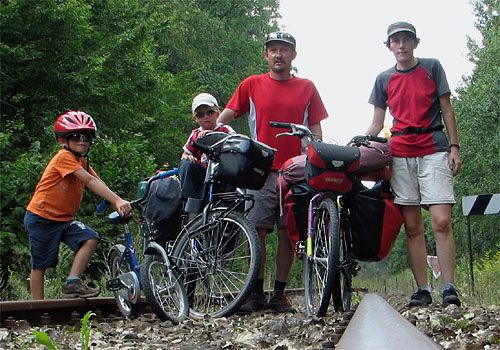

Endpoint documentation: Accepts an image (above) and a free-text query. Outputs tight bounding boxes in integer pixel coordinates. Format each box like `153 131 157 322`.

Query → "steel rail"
336 293 441 350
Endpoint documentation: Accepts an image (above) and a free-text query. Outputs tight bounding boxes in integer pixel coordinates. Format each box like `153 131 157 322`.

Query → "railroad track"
0 292 441 349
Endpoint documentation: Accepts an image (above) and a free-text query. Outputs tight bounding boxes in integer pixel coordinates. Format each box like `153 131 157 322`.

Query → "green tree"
452 0 499 259
1 0 280 299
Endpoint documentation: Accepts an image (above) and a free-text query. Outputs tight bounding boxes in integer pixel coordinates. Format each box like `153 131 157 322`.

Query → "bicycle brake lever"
275 132 294 138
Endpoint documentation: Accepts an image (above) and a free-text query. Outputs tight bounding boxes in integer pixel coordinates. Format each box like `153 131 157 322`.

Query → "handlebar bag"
358 141 392 173
305 161 355 193
307 142 361 172
345 180 403 261
217 134 275 190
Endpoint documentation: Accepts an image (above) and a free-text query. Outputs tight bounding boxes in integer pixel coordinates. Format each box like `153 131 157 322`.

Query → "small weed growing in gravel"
32 310 95 350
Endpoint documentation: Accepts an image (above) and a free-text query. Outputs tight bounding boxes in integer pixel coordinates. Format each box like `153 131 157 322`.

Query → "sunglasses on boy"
195 109 217 118
67 133 93 142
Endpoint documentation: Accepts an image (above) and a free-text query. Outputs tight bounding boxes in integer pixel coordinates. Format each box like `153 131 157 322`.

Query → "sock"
253 278 264 296
273 280 287 297
442 283 456 292
418 285 431 293
66 276 80 286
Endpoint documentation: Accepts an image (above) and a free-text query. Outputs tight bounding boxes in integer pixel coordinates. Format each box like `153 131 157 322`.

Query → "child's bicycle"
101 168 188 323
170 132 274 318
271 121 399 317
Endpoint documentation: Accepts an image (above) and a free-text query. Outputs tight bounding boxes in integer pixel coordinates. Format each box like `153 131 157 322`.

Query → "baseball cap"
387 21 417 39
264 31 296 48
192 93 219 112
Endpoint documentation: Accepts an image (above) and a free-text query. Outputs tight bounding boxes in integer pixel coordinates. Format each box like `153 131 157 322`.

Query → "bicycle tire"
141 254 189 324
303 196 339 317
171 210 260 319
332 217 352 312
108 246 140 318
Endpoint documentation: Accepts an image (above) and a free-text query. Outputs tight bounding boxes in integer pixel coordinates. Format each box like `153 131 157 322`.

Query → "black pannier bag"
142 176 182 247
217 134 275 190
345 180 404 262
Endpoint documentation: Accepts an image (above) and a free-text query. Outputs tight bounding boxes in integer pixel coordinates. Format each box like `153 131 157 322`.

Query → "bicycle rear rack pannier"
345 181 404 261
217 134 275 190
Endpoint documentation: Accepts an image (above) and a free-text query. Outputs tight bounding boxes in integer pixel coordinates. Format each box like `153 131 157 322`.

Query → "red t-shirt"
226 73 328 169
369 58 451 157
26 149 97 221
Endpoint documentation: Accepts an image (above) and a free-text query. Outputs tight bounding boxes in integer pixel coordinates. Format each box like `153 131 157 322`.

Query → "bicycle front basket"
217 134 275 190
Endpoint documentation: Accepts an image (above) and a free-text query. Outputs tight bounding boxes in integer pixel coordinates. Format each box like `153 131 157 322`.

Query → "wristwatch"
449 144 461 149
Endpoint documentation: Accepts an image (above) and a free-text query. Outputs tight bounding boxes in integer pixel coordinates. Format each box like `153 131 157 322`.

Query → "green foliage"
1 0 279 299
32 331 61 350
81 311 96 350
32 310 95 350
474 249 500 304
452 0 499 261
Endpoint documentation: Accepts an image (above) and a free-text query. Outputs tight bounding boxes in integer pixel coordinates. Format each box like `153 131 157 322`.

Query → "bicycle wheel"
141 254 189 324
108 246 140 318
171 209 260 318
303 196 339 317
332 218 352 312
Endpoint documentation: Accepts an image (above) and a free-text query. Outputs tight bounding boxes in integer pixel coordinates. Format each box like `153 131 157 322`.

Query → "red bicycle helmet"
54 111 97 139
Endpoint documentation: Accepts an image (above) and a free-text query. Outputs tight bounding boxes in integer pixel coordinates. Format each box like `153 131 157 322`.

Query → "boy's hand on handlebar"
113 199 133 217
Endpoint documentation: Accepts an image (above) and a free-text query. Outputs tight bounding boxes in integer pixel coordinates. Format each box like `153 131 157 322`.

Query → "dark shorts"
246 171 286 232
24 211 100 270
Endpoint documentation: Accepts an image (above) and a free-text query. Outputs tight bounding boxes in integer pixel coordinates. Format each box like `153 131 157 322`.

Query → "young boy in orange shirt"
24 111 132 299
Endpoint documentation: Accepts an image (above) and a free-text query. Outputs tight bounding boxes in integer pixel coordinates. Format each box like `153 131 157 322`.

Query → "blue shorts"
24 211 100 270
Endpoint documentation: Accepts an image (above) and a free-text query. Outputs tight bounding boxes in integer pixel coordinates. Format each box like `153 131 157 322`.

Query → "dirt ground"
1 293 499 349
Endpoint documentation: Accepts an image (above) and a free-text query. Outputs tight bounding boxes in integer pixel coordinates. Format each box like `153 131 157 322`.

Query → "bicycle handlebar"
131 168 179 207
96 168 179 215
270 121 388 148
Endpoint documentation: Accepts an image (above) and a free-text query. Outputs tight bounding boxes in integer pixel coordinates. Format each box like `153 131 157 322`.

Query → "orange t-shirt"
26 149 97 221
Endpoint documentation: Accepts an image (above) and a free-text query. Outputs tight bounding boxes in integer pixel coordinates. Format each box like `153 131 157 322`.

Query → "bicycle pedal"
351 287 368 292
106 278 126 291
295 241 306 254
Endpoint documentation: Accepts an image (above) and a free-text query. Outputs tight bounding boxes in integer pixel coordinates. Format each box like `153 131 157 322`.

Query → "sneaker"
442 288 461 306
264 294 296 314
408 289 432 307
61 280 100 298
236 293 266 315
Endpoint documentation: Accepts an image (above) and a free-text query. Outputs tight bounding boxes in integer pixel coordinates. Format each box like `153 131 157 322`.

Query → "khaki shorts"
246 171 286 231
390 152 456 206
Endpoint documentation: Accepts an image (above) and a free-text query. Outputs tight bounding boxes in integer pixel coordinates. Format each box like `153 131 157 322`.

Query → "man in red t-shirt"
366 22 462 307
218 32 328 313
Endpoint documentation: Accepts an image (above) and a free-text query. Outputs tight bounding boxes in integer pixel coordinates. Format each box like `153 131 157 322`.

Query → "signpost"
461 194 499 291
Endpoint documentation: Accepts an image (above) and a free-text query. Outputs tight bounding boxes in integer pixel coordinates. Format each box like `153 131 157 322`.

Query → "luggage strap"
391 125 443 136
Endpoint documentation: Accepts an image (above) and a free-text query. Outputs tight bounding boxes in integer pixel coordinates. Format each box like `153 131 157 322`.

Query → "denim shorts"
24 211 100 270
246 171 286 232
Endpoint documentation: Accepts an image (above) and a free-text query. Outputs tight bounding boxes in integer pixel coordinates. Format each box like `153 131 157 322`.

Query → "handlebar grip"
366 135 388 143
157 167 179 179
191 140 211 154
96 200 111 213
270 121 293 129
